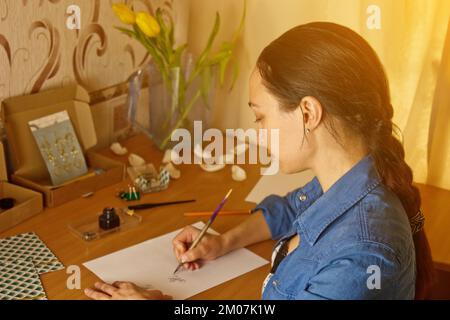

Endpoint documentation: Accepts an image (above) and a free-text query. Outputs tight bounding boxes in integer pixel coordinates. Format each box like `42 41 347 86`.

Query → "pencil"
173 189 233 274
184 210 251 217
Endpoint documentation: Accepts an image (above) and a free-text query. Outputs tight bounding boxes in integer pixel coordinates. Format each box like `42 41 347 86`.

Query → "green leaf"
208 42 232 66
218 56 231 86
172 43 188 66
195 12 220 70
114 26 137 38
200 67 212 108
163 8 175 46
169 20 175 47
155 7 177 69
232 0 247 44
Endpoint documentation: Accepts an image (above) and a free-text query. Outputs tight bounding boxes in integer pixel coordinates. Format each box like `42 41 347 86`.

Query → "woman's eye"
254 117 263 123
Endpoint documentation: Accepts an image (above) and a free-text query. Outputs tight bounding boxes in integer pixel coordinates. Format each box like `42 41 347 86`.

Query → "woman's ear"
299 96 323 132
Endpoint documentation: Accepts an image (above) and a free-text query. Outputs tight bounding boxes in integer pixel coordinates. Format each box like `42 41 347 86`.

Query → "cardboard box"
1 85 126 207
11 151 125 208
90 84 149 150
90 93 129 150
2 84 97 176
0 142 43 233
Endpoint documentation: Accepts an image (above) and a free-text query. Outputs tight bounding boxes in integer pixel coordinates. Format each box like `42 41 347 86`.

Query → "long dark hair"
257 22 434 299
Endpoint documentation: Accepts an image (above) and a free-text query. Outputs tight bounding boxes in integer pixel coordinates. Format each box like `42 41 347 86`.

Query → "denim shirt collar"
293 155 381 246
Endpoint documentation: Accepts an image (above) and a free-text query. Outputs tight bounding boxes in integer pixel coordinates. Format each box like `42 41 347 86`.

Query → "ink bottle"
99 207 120 230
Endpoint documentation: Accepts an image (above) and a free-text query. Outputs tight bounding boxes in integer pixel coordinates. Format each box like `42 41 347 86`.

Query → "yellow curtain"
371 0 450 190
428 20 450 189
189 0 450 189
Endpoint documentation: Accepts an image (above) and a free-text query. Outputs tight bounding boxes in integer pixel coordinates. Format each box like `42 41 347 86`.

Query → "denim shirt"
254 155 416 300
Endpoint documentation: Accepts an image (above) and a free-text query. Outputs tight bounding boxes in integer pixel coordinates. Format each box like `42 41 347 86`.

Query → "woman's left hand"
84 281 173 300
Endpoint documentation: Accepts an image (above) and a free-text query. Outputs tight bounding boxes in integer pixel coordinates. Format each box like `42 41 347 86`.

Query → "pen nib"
173 263 182 275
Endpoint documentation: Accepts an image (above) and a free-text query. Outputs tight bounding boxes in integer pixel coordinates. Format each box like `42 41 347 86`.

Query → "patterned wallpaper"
0 0 189 102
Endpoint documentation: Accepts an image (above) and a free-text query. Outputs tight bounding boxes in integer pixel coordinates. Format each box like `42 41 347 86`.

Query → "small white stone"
200 163 226 172
231 165 247 182
128 153 146 167
162 149 171 164
164 162 181 179
162 149 181 164
110 142 128 156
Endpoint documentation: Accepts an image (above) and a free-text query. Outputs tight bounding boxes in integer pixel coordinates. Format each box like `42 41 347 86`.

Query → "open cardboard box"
0 142 43 233
1 84 126 207
11 151 125 208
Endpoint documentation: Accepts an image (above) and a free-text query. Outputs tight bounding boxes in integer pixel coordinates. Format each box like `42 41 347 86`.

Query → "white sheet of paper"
83 222 268 300
245 170 315 204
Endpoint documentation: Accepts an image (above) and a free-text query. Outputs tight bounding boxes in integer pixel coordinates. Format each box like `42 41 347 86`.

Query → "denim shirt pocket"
263 254 318 300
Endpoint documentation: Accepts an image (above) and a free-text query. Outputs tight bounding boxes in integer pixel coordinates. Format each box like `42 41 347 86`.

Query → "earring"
306 128 311 135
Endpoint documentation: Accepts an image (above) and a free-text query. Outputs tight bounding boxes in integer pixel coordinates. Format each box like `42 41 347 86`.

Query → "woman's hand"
172 225 228 271
84 281 172 300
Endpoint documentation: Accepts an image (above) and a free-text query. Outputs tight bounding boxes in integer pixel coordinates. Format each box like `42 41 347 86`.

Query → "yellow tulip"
136 12 161 38
112 3 135 25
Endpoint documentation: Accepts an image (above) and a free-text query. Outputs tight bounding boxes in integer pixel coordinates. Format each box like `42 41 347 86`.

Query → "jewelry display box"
1 85 126 208
0 141 43 233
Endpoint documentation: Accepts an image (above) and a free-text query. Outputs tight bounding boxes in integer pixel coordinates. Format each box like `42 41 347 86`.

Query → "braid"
369 112 435 299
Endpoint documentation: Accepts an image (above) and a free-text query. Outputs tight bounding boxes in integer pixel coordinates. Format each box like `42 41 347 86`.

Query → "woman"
85 22 434 300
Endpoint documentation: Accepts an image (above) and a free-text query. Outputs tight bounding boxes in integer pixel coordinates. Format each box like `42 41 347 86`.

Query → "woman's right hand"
172 225 228 271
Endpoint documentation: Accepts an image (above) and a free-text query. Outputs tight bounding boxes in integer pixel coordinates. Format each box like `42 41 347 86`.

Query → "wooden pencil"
184 210 251 217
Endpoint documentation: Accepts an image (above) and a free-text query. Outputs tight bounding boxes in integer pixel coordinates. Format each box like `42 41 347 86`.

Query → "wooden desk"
416 184 450 299
416 184 450 273
0 134 274 300
2 134 450 299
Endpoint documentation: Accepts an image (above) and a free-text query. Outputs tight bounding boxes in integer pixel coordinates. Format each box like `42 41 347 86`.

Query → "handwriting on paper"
168 274 186 283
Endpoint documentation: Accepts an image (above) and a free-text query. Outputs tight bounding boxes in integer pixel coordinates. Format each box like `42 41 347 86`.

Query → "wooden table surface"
416 184 450 273
1 134 449 299
0 134 273 300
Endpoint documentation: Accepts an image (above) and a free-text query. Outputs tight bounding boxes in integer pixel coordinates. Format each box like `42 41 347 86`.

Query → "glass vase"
127 53 215 150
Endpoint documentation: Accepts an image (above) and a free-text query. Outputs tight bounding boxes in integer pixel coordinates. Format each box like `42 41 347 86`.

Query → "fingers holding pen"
173 240 200 271
172 226 203 271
